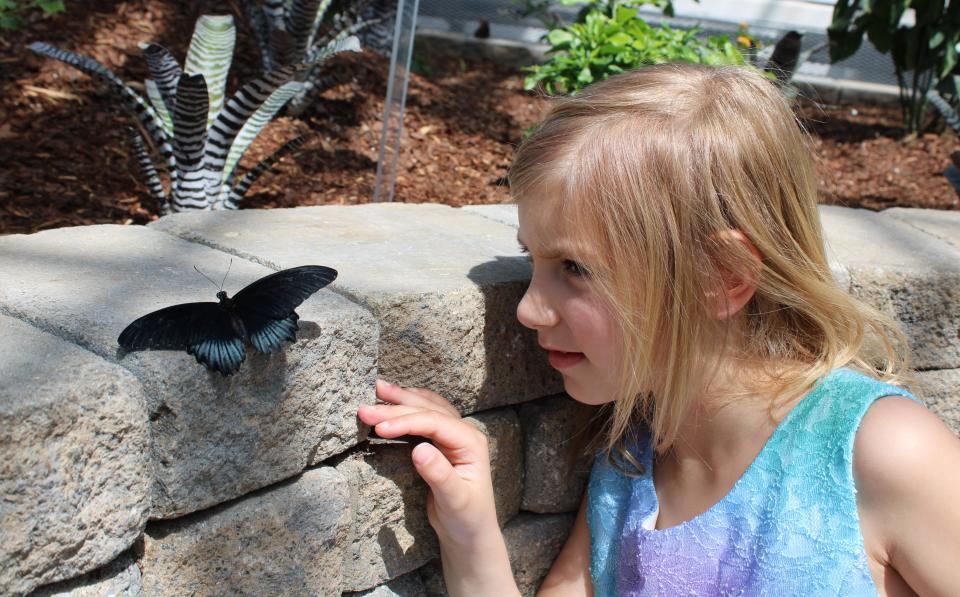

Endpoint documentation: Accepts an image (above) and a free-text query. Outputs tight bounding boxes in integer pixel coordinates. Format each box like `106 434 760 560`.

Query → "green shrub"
524 3 748 95
0 0 64 30
828 0 960 133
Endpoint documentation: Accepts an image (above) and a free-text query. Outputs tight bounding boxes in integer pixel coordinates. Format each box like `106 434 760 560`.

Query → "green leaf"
547 29 575 46
185 14 236 127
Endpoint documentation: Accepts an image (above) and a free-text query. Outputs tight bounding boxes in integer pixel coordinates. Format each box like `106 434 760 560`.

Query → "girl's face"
516 197 622 405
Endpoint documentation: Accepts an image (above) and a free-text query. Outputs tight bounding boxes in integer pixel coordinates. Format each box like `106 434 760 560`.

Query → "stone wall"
1 203 957 596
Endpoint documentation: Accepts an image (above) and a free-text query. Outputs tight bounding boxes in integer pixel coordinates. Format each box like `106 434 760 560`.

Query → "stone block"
140 467 351 595
914 368 960 435
31 550 143 597
467 409 524 526
519 395 594 513
336 444 436 593
336 406 523 592
819 206 960 369
883 208 960 249
420 512 576 597
503 513 577 596
0 316 149 596
461 204 519 228
0 225 377 518
149 204 562 413
344 570 427 597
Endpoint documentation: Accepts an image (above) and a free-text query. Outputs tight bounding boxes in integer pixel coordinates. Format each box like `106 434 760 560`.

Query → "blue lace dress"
587 368 915 596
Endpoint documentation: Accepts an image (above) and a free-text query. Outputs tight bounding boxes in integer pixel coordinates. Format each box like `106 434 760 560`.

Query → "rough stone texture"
336 406 523 592
914 368 960 435
420 513 576 597
466 409 524 526
149 204 563 413
0 316 150 596
141 467 351 596
519 395 594 513
0 225 378 518
336 444 436 593
344 570 427 597
819 206 960 369
503 513 578 596
31 550 143 597
461 204 519 228
883 208 960 249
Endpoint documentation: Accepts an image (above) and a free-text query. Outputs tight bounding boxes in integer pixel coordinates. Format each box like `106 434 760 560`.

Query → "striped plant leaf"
27 41 177 197
204 62 309 190
240 0 273 71
223 134 312 209
221 80 304 188
172 73 211 211
304 0 335 53
285 0 324 61
304 33 361 64
140 43 181 117
145 79 174 136
127 127 169 210
263 0 286 32
185 15 236 127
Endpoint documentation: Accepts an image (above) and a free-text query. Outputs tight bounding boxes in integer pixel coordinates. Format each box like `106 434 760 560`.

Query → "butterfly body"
118 265 337 376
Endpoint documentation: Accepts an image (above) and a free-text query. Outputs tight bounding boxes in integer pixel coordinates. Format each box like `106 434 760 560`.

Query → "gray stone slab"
461 204 519 229
519 394 593 513
140 467 351 596
0 316 150 596
468 409 524 526
149 204 562 413
819 206 960 369
31 550 143 597
914 368 960 435
336 444 436 593
336 406 523 592
344 570 427 597
883 207 960 249
0 225 377 518
420 512 576 597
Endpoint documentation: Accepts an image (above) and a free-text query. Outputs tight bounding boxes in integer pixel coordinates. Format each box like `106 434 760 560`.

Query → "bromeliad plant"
926 90 960 198
28 15 328 213
241 0 395 114
524 2 749 95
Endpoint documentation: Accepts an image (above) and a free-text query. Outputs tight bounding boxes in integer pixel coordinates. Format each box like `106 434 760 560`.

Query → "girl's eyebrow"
516 235 567 259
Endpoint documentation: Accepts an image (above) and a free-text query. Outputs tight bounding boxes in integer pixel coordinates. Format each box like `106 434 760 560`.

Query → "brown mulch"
1 1 957 236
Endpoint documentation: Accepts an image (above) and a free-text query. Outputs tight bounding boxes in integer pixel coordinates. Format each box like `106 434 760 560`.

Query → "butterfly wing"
118 302 247 376
118 302 226 350
232 265 337 318
231 265 337 353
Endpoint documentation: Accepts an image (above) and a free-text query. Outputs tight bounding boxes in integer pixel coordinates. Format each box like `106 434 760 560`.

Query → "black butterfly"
118 265 337 376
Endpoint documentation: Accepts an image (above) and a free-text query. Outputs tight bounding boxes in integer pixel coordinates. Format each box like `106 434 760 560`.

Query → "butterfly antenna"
220 259 233 291
193 265 221 290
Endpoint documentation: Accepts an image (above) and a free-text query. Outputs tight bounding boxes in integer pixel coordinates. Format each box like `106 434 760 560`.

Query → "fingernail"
376 379 395 389
412 442 434 465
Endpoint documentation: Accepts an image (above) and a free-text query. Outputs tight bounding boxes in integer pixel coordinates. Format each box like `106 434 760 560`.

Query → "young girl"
357 64 960 595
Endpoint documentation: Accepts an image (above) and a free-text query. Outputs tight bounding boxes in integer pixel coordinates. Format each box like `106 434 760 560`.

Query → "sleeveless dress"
587 368 915 596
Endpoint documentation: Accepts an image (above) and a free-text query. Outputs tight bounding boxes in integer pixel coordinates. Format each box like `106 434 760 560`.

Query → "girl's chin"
563 378 617 406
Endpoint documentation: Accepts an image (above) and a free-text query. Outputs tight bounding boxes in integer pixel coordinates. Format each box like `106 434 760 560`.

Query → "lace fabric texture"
587 369 915 597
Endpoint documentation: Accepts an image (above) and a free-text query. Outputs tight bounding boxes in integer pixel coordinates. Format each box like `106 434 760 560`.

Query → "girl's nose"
517 279 559 330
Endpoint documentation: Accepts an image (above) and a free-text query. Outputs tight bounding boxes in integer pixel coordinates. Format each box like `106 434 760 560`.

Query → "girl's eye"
563 259 589 278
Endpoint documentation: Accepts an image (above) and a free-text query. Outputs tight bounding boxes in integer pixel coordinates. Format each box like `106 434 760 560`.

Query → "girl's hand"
357 380 501 548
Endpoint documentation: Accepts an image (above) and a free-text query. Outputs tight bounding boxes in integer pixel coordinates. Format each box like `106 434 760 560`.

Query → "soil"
1 0 957 236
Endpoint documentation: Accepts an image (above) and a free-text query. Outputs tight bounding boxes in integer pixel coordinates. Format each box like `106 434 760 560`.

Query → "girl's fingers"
375 380 460 417
373 411 486 457
357 403 426 426
410 442 470 512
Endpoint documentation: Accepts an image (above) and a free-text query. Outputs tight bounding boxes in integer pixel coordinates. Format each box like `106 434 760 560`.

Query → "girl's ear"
707 230 762 321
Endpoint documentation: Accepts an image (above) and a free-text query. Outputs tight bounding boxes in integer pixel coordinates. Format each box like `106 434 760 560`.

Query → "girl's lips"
547 350 585 370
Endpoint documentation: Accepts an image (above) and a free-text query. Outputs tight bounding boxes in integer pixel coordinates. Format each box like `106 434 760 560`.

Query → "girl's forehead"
517 195 593 259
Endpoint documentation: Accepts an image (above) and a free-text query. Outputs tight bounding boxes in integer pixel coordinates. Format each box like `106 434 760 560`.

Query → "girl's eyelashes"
563 259 590 278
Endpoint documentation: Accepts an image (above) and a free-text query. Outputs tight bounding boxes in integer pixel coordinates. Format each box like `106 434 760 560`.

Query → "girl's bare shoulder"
854 395 960 594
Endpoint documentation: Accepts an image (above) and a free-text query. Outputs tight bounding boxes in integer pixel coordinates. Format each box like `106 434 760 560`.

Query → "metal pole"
373 0 420 202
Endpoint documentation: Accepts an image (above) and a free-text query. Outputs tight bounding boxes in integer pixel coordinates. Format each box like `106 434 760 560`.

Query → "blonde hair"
510 64 910 460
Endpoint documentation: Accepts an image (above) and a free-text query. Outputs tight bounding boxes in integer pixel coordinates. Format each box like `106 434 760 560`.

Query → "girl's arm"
855 395 960 595
357 381 521 597
537 495 594 597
